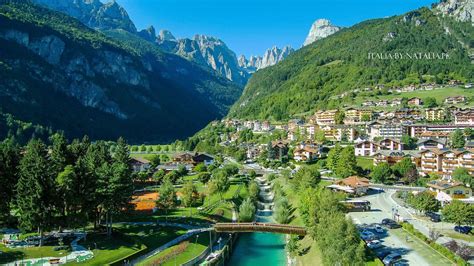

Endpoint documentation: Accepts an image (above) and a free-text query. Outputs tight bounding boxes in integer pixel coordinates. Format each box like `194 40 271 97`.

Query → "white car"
360 231 376 241
367 240 382 249
374 225 384 233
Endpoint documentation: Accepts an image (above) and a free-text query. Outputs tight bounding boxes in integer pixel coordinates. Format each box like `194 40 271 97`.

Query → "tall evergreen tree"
451 129 466 149
49 132 69 174
0 138 20 224
16 139 55 245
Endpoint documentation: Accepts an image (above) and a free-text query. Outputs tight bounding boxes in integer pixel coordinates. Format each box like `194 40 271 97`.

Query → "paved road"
348 191 454 266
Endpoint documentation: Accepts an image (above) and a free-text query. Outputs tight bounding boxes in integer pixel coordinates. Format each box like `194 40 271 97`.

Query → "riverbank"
228 175 287 266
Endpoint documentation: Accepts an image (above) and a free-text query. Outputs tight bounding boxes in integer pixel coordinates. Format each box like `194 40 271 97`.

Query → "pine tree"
0 138 20 224
16 139 55 246
451 129 466 148
49 132 68 174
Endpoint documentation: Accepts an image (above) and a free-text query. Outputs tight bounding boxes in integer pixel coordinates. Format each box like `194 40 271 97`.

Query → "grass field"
0 245 70 264
357 156 374 170
137 232 210 266
68 225 185 266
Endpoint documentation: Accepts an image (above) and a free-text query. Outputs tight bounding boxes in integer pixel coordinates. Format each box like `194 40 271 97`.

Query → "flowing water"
228 177 287 266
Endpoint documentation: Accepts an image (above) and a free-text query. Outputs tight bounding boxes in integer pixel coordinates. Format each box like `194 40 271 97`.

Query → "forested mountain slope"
229 7 473 120
0 2 241 142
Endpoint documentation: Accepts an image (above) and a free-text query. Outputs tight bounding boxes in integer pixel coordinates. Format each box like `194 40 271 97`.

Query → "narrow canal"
228 176 287 266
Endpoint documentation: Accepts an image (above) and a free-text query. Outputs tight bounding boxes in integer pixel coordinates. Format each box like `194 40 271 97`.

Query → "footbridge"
214 222 307 236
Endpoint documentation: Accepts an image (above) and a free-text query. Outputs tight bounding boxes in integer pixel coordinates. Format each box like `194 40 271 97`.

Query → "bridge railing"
214 222 307 236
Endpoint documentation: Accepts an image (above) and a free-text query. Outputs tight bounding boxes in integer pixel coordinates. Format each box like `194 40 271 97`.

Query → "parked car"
377 250 391 260
374 225 384 233
383 253 402 265
367 240 382 249
454 226 472 234
381 218 395 225
425 212 441 222
385 222 401 229
360 230 376 241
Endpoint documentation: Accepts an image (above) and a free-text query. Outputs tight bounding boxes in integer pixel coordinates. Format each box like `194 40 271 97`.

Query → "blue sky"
116 0 438 57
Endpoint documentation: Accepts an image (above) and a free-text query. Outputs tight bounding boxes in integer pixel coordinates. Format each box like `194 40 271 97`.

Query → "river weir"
228 175 286 266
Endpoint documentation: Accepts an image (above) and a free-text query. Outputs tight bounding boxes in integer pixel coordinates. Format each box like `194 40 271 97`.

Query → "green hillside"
0 2 241 143
229 7 473 120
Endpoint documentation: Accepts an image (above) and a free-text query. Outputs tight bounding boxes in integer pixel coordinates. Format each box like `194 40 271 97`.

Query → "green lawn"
0 244 70 264
357 156 374 171
68 225 185 265
67 233 144 266
137 232 210 266
296 235 323 266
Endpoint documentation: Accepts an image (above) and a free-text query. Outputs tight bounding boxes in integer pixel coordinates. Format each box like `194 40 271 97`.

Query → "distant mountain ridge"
154 31 250 85
229 5 474 120
0 2 242 142
238 46 295 72
32 0 137 32
31 0 297 85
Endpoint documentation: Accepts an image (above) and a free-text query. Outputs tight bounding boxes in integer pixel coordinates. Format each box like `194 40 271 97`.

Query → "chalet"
344 108 373 124
355 141 380 156
390 98 402 106
427 179 472 205
424 108 445 121
315 110 339 125
453 109 474 125
321 125 357 142
376 100 389 106
362 101 375 107
193 153 215 166
293 146 319 162
379 138 403 151
262 121 272 132
328 176 370 195
407 97 423 106
448 79 462 86
416 138 446 150
420 148 474 178
173 152 214 166
246 147 260 160
373 150 420 166
269 140 289 161
130 158 151 172
444 96 466 105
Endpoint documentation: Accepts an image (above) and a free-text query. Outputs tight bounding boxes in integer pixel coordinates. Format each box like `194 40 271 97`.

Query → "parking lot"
348 190 454 266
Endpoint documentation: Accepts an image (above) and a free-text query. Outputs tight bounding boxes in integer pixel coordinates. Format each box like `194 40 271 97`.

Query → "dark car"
381 218 395 225
454 226 472 234
426 212 441 222
377 250 392 260
385 222 401 229
381 219 400 229
383 253 402 265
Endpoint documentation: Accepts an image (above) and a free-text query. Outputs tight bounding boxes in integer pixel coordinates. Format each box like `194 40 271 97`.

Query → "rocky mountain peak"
238 45 294 72
138 25 156 42
435 0 473 24
157 29 176 42
32 0 137 32
303 18 341 46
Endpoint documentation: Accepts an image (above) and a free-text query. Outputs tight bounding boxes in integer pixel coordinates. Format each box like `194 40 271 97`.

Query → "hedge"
401 223 468 266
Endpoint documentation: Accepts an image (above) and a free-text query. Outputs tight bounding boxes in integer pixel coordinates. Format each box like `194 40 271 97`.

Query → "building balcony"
423 158 437 163
452 194 467 199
